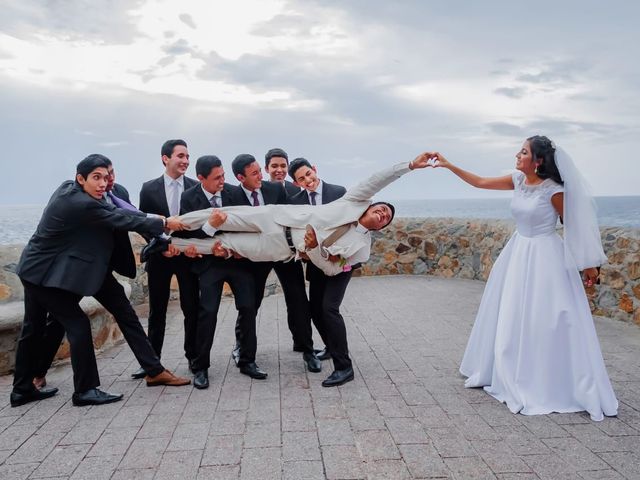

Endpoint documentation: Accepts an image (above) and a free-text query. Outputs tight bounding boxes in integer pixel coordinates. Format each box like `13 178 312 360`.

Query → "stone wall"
360 218 640 325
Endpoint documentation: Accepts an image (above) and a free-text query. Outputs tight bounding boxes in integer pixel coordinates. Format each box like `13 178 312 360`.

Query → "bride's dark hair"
527 135 563 185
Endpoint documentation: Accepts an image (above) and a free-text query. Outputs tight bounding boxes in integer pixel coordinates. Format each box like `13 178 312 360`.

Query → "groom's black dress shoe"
140 236 171 263
193 369 209 389
10 387 59 407
315 348 331 361
72 388 123 406
322 368 354 387
239 362 268 379
131 367 147 379
303 352 322 373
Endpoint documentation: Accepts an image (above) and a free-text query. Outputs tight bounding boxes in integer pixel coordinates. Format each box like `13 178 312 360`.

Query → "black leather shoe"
315 347 331 361
292 342 305 352
72 388 124 406
231 345 241 367
193 369 209 389
131 367 147 379
140 236 171 263
10 387 58 407
303 352 322 373
239 362 268 379
322 368 354 387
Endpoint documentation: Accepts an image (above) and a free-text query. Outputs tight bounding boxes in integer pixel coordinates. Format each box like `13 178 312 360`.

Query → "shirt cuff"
202 221 218 237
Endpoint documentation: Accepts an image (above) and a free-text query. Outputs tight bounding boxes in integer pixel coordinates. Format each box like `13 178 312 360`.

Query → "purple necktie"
107 191 138 212
251 191 260 207
210 196 220 208
309 191 317 205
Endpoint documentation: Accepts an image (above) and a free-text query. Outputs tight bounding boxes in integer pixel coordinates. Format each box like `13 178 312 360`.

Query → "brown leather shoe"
145 369 191 387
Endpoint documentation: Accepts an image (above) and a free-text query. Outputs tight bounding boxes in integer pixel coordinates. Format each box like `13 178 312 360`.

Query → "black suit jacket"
228 180 287 206
109 183 138 278
139 175 198 217
177 182 247 275
284 180 301 197
17 181 164 296
288 181 346 205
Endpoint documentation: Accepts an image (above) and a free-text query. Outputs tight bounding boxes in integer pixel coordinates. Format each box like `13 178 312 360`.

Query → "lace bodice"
511 172 564 237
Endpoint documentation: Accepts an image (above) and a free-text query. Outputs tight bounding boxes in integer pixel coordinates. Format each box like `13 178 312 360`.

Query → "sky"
1 0 639 205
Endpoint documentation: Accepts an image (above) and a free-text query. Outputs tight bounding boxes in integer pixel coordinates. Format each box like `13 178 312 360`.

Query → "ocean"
1 196 638 245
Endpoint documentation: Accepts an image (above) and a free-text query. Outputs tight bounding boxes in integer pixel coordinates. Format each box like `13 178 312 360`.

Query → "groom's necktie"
210 195 220 208
107 191 138 212
321 222 358 248
309 191 318 205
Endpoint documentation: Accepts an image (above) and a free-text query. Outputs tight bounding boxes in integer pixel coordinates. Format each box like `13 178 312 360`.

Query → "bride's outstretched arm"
433 152 514 190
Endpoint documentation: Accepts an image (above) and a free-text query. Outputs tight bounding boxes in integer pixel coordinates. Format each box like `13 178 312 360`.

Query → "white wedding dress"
459 172 618 421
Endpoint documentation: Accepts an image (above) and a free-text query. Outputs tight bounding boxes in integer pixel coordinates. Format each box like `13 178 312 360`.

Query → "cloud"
179 13 196 29
494 87 527 99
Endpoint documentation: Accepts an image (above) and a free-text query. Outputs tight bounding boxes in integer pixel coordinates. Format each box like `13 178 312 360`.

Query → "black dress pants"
307 264 353 371
14 280 100 394
193 259 257 370
35 273 165 379
235 260 314 354
146 254 199 360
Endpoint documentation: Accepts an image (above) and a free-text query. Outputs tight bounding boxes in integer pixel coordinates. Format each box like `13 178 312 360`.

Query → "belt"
284 226 296 253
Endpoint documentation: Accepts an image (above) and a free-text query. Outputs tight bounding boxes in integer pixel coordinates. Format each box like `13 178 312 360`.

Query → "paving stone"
281 406 316 432
521 453 578 479
87 427 138 457
346 406 386 431
398 443 451 478
167 422 210 451
385 416 430 444
69 454 121 480
597 451 640 478
354 429 400 460
317 418 354 446
243 420 281 448
443 456 497 479
428 427 478 458
136 413 181 439
0 424 37 450
111 468 157 480
375 395 413 418
119 437 170 469
210 410 247 436
541 437 609 471
321 445 365 480
240 446 281 480
4 431 64 464
471 439 532 474
30 444 91 478
197 464 240 479
365 458 412 479
201 434 243 466
154 449 202 480
283 431 321 461
282 460 325 480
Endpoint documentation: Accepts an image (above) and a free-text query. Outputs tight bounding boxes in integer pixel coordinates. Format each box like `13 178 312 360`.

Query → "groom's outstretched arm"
342 152 434 202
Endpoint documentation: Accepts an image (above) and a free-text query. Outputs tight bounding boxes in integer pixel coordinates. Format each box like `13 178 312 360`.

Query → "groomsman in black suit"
264 148 301 197
32 159 190 391
287 158 355 387
176 155 258 386
11 155 180 407
225 154 321 375
136 139 199 378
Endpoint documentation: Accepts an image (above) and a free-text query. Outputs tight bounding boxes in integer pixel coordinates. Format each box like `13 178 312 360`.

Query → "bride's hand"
432 152 452 169
583 267 599 287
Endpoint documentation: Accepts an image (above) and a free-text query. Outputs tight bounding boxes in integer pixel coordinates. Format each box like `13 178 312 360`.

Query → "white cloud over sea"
1 0 639 204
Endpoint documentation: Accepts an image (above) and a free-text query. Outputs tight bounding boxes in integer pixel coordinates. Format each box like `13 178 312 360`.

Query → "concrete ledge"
0 282 129 375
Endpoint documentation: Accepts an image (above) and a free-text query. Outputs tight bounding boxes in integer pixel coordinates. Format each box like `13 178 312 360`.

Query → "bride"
433 135 617 421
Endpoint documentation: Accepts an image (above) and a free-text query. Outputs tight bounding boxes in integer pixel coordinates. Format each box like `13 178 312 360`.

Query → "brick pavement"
0 275 639 479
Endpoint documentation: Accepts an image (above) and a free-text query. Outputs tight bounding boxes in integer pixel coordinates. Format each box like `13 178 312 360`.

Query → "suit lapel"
154 176 171 216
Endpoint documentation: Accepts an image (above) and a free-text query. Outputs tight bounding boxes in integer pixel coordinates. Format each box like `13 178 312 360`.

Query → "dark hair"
195 155 222 178
76 154 111 180
232 154 257 177
161 139 187 159
527 135 563 185
371 201 396 229
288 157 312 179
265 148 288 167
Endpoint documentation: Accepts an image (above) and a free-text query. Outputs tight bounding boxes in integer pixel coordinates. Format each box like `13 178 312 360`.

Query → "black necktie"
309 191 317 205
